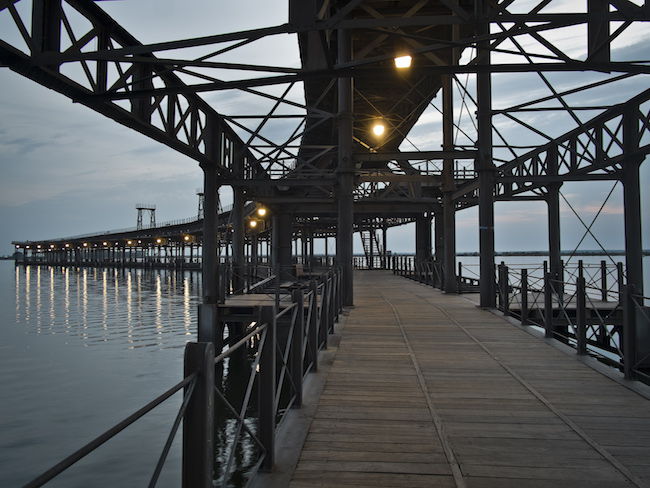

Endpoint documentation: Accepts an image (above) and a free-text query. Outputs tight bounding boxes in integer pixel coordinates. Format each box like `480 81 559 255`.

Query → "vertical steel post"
547 145 563 301
415 214 432 263
499 263 509 316
291 289 304 408
442 67 457 293
600 260 608 302
199 160 220 346
258 305 276 471
622 284 637 380
577 264 587 355
309 279 319 372
622 108 644 298
232 188 245 294
476 3 496 308
521 269 529 326
319 274 329 349
182 342 215 488
337 27 355 307
544 271 554 339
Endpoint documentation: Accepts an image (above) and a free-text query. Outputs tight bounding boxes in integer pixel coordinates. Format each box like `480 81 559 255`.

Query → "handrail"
23 372 199 488
22 267 343 488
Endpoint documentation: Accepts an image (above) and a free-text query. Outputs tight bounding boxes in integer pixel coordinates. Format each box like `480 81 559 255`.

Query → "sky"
0 0 648 257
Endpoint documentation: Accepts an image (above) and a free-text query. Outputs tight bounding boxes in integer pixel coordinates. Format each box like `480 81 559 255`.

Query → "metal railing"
391 256 649 383
22 268 342 488
494 260 649 383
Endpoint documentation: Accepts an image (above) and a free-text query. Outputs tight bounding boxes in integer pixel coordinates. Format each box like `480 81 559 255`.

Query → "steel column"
182 342 215 488
477 4 496 308
199 162 220 345
623 108 644 297
272 210 293 281
415 214 432 262
442 24 458 294
232 187 245 293
337 27 354 307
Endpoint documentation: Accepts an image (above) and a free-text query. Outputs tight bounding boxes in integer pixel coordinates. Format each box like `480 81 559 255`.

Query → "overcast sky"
0 0 648 257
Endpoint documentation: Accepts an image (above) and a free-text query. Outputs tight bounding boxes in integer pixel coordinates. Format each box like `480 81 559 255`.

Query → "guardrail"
391 255 479 293
495 260 649 383
391 256 649 384
22 268 342 488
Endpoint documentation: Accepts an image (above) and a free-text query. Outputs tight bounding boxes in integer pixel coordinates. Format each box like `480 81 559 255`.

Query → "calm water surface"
0 261 201 487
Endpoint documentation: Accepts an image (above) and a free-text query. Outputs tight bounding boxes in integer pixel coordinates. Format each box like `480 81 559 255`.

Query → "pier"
4 1 650 487
257 271 650 488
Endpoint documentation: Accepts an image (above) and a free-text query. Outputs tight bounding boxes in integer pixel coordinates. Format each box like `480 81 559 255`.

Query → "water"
0 261 201 487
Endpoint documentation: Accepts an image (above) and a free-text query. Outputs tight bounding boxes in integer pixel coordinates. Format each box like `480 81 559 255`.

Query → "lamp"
394 54 412 69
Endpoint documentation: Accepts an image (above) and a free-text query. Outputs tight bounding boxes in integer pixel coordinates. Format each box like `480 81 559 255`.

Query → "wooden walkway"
258 271 650 488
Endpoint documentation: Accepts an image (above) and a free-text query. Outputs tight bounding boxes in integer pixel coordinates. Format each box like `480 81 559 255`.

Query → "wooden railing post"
291 289 304 408
258 305 276 471
182 342 215 488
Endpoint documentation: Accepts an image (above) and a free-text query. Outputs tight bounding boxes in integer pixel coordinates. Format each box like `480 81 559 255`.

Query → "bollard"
291 289 304 408
258 305 276 471
182 342 215 488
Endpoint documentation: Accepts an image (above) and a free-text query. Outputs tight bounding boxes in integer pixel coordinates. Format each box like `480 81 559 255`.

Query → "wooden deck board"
284 271 650 488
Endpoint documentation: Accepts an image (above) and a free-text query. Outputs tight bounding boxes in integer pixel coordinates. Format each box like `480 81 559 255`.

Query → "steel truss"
1 0 648 306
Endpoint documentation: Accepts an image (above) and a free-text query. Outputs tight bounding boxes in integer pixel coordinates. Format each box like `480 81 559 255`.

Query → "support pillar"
442 69 457 293
232 188 245 294
623 109 644 297
273 210 293 281
477 8 496 308
415 214 432 262
337 27 354 307
198 133 221 345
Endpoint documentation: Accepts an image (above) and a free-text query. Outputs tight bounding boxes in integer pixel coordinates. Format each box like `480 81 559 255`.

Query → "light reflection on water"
0 262 202 488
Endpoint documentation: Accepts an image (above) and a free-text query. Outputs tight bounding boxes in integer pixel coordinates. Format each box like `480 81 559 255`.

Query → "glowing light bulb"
373 123 386 136
394 55 412 69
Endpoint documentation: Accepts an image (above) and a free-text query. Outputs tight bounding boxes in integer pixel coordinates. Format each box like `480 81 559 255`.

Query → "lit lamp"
372 122 386 137
249 220 258 228
257 207 267 217
394 54 412 69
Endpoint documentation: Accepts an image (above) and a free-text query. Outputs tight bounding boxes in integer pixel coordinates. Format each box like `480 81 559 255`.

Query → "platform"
255 270 650 488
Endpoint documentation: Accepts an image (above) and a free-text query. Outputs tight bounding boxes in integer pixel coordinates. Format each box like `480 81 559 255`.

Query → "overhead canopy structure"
1 0 649 308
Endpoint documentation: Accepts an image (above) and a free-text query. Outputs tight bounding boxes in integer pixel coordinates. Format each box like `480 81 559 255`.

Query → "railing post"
309 279 319 372
319 275 329 350
182 342 215 488
499 262 509 316
544 271 554 339
328 271 335 333
600 260 608 302
258 305 276 471
521 269 528 326
291 289 304 408
622 284 638 380
576 275 587 355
